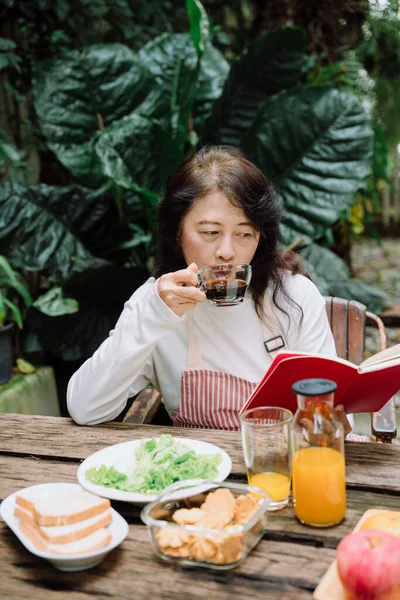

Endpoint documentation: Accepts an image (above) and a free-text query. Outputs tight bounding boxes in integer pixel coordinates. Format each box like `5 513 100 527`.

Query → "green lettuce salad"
85 434 222 495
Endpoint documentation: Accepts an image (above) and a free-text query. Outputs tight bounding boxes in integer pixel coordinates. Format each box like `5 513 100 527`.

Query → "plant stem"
114 184 123 220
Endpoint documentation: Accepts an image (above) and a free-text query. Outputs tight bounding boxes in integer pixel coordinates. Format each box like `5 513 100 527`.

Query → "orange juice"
247 471 291 502
292 446 346 526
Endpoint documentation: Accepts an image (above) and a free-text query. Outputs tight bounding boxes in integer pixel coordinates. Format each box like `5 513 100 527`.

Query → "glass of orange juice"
240 407 293 511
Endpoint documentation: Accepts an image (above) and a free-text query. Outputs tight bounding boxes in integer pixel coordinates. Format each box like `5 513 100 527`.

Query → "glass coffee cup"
197 264 252 307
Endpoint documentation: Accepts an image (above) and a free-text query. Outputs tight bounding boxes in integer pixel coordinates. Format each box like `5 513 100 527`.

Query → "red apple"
337 529 400 600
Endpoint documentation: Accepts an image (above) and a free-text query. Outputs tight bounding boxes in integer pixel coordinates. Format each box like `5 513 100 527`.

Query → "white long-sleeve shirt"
67 272 337 426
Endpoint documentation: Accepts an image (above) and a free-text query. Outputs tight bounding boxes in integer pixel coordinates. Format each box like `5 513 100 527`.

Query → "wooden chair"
122 385 165 425
123 297 398 442
324 296 397 443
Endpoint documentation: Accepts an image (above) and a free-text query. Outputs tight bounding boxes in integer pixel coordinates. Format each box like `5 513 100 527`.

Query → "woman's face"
180 191 260 267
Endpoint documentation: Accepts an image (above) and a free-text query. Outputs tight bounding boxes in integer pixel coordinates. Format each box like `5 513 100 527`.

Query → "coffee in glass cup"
197 264 252 307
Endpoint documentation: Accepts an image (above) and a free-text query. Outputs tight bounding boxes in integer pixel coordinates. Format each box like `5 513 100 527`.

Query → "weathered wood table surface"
1 413 400 600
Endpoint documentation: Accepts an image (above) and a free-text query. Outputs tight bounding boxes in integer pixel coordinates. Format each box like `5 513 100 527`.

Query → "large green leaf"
33 287 79 317
92 114 183 193
0 255 32 307
138 33 200 142
300 243 388 313
205 27 309 146
92 34 202 192
186 0 210 59
33 36 203 188
33 44 152 185
192 43 229 135
0 183 125 284
242 86 373 246
3 296 23 328
327 279 388 314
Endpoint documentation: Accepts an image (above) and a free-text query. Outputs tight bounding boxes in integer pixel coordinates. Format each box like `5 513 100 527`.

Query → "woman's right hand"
157 263 206 317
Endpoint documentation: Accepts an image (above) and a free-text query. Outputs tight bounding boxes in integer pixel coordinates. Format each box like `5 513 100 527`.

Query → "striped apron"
172 296 285 430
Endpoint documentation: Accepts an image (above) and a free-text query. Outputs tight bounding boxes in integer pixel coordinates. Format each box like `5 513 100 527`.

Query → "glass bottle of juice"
291 378 346 527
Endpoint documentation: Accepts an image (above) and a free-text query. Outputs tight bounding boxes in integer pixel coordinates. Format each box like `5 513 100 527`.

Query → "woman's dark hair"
153 145 309 322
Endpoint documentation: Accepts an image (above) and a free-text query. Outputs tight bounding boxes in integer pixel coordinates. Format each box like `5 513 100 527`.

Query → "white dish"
77 437 232 505
0 482 129 572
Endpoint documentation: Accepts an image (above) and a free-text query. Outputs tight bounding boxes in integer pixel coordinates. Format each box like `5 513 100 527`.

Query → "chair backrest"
324 296 388 364
121 386 163 425
324 296 396 442
324 297 367 364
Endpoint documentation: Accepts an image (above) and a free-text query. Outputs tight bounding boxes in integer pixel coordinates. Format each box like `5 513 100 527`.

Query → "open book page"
359 342 400 372
274 351 356 369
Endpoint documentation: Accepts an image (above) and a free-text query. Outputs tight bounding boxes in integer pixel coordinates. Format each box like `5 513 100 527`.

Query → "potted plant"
0 256 32 384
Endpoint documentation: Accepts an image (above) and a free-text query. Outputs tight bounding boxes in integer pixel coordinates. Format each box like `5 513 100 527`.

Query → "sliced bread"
14 504 36 525
39 510 112 544
15 495 35 513
20 521 112 555
20 521 48 552
50 528 112 555
15 504 112 544
33 490 111 526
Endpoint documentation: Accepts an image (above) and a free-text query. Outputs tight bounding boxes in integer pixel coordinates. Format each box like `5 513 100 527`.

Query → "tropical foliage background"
0 0 399 401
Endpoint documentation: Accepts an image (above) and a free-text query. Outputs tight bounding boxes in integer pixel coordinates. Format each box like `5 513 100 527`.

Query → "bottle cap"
292 378 337 396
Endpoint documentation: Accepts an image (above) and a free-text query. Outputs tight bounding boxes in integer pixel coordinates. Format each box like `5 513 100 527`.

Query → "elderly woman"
67 145 352 434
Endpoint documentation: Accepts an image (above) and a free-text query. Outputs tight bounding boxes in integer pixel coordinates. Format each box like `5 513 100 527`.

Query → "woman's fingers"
299 417 314 434
177 300 198 309
321 415 335 436
157 265 206 316
170 266 200 287
299 414 341 445
335 405 352 436
161 283 205 303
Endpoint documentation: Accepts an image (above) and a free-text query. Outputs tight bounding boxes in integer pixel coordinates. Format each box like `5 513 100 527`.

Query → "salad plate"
77 436 232 505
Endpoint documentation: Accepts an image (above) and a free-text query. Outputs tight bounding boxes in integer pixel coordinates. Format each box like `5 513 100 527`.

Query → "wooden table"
1 414 400 600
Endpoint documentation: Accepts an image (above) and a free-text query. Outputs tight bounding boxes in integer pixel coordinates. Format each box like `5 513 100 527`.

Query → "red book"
240 344 400 415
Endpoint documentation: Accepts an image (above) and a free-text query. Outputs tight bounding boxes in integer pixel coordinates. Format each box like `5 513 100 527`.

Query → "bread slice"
20 521 48 552
14 504 36 525
50 528 112 555
15 503 112 544
33 490 111 526
15 495 35 513
20 521 112 555
39 510 112 544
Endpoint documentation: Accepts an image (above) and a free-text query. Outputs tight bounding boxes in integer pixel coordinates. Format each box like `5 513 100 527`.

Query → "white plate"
77 437 232 505
0 482 129 572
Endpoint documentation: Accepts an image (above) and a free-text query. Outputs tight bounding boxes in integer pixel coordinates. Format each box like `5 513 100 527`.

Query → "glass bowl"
140 479 270 570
